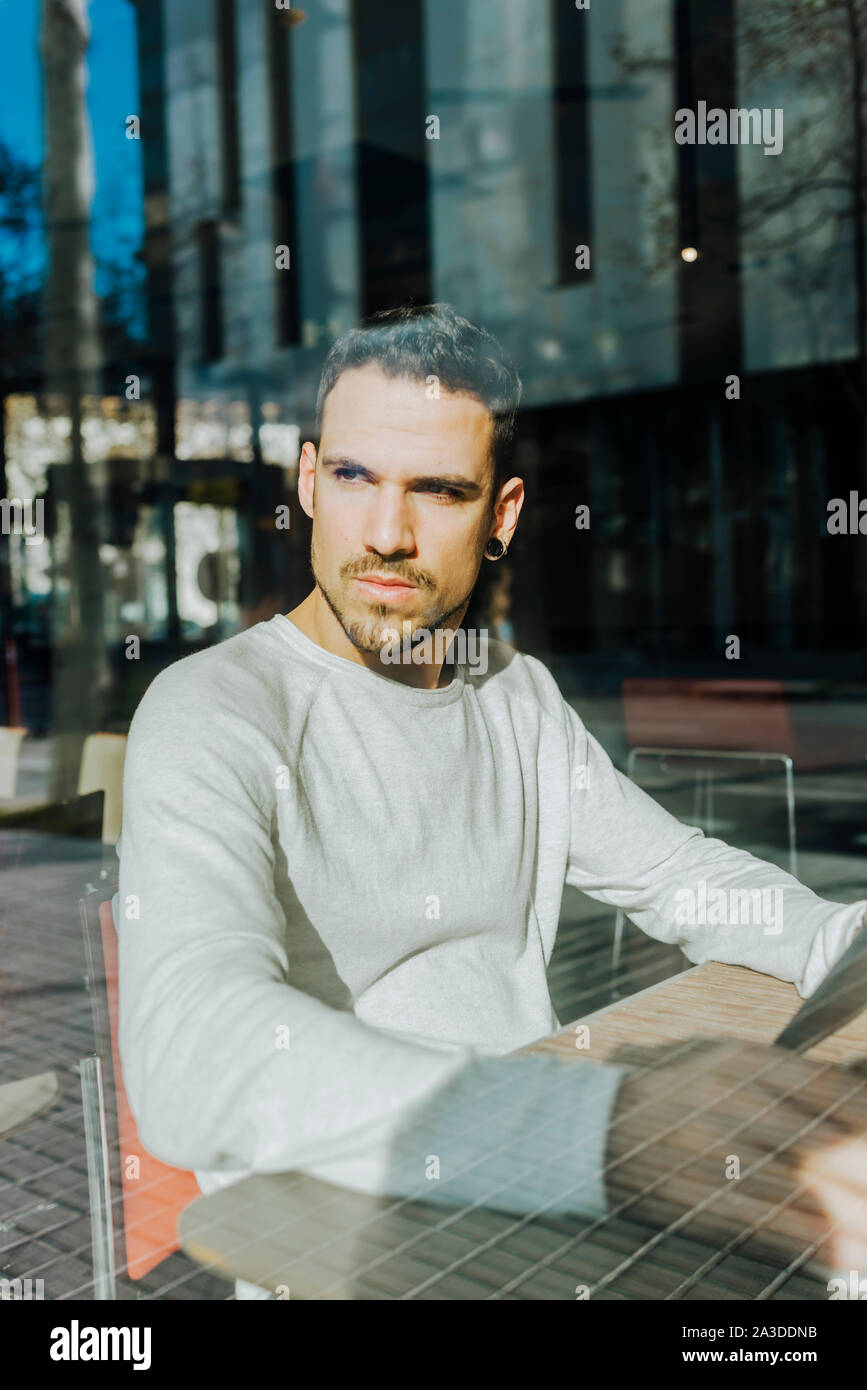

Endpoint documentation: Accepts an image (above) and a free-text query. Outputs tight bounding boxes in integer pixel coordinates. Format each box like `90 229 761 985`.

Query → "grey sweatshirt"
117 615 865 1271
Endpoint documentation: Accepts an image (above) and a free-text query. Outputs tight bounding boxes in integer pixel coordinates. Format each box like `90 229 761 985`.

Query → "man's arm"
118 667 625 1218
564 708 866 998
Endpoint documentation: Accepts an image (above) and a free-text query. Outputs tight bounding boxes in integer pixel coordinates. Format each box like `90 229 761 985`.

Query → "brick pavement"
0 829 231 1300
1 767 865 1302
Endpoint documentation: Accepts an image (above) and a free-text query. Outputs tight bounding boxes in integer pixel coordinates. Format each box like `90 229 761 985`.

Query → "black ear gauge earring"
485 537 507 560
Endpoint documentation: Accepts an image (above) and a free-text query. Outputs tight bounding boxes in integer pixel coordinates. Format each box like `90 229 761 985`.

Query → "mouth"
353 575 419 603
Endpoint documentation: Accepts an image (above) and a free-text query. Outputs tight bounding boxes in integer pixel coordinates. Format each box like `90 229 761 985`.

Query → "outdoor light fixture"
681 246 700 263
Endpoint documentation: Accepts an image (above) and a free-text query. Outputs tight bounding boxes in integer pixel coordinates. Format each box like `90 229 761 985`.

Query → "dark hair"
315 303 522 499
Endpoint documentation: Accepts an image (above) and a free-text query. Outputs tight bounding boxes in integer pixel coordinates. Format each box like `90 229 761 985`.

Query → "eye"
334 466 365 483
419 483 461 501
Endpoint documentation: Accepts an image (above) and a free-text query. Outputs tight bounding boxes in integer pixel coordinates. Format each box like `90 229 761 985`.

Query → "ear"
491 475 525 549
297 441 317 520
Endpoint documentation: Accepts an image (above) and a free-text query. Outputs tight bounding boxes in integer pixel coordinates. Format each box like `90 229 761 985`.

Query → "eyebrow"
320 455 484 497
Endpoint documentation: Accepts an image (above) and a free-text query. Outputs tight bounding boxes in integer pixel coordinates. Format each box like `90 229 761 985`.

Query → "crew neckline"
266 613 467 705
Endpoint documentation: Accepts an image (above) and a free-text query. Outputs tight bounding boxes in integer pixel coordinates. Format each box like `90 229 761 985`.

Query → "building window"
215 0 241 213
551 0 593 285
674 0 740 382
197 218 224 363
349 0 430 314
267 2 300 346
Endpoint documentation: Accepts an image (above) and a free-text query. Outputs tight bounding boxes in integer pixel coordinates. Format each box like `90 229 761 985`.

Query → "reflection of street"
0 0 865 1313
0 826 230 1300
2 744 867 1297
173 502 240 636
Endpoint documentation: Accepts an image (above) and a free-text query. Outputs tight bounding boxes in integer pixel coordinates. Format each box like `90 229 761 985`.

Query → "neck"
286 588 465 690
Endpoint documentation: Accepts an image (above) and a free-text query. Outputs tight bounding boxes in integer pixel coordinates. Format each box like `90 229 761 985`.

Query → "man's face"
299 364 507 655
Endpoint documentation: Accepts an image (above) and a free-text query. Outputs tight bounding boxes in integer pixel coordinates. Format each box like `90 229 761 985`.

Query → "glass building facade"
2 0 866 753
2 0 867 1306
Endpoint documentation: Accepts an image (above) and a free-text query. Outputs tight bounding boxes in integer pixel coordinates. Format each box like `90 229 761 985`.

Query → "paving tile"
1 820 863 1301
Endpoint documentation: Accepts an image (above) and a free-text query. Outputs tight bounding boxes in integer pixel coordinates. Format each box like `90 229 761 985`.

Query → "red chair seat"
98 900 200 1280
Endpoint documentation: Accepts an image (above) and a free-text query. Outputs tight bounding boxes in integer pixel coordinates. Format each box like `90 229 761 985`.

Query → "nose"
362 483 416 558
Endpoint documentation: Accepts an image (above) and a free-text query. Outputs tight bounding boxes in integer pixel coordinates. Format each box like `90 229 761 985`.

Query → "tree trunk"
40 0 109 797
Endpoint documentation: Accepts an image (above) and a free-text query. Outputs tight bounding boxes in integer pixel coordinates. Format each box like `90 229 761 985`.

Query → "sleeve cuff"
301 1052 627 1223
800 900 867 999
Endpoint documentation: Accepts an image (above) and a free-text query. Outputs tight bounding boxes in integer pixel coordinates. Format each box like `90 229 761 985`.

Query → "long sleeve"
564 707 866 999
117 666 624 1220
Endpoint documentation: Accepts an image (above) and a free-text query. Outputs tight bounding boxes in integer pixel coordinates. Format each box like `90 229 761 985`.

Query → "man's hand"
604 1036 867 1277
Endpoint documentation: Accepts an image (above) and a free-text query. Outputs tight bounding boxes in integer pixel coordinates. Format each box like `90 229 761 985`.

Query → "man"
119 303 867 1299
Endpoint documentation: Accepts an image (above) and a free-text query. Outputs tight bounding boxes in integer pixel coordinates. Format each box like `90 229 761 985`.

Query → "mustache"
341 558 434 589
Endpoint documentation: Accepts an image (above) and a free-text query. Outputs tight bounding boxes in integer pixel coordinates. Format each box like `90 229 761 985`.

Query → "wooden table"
178 962 867 1300
531 960 867 1069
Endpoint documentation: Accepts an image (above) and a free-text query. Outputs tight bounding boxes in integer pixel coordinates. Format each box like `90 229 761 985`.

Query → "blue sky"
0 0 143 277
